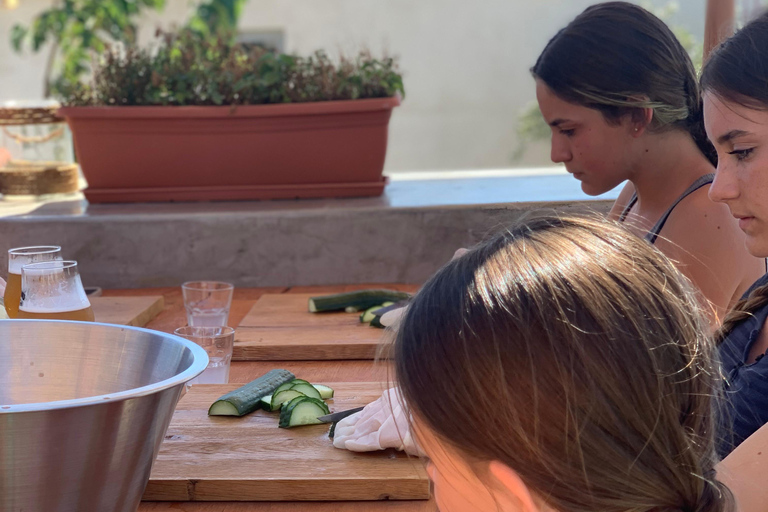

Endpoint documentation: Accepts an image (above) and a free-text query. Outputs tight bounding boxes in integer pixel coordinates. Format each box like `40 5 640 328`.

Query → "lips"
734 214 755 231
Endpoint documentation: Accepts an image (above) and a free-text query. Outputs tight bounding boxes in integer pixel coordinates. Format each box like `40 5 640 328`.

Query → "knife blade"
317 406 365 423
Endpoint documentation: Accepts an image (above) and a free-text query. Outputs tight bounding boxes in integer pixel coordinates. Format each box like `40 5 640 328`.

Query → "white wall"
0 0 706 171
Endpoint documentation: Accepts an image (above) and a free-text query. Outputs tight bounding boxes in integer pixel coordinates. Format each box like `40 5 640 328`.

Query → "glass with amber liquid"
4 246 62 318
17 260 95 321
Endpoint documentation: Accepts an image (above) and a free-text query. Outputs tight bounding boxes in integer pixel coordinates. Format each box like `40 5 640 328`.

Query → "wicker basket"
0 161 80 196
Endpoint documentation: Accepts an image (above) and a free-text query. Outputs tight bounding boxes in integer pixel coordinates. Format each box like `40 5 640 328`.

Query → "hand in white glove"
332 387 421 456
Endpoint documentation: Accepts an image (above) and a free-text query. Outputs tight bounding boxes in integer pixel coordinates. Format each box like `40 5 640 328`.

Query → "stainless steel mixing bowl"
0 320 209 512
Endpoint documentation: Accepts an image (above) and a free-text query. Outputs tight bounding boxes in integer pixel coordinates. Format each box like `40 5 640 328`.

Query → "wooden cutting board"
234 294 397 361
143 382 430 502
91 295 164 326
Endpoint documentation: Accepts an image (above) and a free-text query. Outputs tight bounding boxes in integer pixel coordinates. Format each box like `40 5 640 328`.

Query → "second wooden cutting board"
144 382 430 502
234 292 416 360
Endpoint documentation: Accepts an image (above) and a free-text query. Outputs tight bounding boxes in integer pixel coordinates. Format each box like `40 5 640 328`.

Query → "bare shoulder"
655 184 764 313
608 181 636 220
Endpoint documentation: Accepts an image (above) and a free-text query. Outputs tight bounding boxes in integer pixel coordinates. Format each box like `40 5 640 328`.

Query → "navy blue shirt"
718 273 768 457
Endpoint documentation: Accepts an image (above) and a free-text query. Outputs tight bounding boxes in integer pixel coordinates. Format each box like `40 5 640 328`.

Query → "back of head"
701 10 768 110
395 215 732 512
532 1 715 165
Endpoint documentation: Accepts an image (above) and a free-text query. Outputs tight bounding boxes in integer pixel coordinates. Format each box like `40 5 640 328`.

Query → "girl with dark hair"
532 2 764 325
701 9 768 456
390 216 733 512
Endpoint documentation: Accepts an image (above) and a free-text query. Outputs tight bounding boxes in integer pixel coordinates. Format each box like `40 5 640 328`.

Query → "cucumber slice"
289 383 322 399
279 397 331 428
360 304 385 323
259 394 274 411
289 379 311 386
271 389 306 411
308 290 412 313
312 384 334 399
208 369 295 416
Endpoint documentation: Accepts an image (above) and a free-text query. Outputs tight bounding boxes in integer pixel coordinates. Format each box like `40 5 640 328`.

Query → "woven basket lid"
0 106 64 126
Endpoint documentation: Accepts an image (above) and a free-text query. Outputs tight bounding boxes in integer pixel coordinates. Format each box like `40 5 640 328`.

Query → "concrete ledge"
0 171 616 288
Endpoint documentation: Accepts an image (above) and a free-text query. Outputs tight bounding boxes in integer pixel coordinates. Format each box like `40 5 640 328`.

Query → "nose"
550 134 572 164
709 160 739 203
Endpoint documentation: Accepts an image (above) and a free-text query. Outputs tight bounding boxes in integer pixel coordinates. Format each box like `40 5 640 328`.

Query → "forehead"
535 79 601 123
703 91 768 138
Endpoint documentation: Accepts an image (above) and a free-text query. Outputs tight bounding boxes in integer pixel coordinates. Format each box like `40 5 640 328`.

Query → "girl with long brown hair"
391 215 732 512
532 2 763 325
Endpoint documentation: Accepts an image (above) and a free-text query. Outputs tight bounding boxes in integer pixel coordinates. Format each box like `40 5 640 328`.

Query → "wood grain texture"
144 383 429 502
234 294 397 360
90 295 164 326
138 500 437 512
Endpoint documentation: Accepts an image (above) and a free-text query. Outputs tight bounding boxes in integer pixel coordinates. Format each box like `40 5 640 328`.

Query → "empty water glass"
174 326 235 386
182 281 234 327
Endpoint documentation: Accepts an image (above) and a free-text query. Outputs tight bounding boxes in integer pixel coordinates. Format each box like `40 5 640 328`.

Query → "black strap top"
618 174 715 244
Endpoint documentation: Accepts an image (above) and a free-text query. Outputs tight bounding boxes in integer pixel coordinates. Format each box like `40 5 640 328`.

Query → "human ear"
488 461 539 512
630 107 653 137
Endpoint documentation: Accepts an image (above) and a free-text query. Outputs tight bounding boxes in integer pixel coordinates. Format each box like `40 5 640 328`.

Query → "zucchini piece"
308 290 412 313
289 382 322 399
208 369 295 417
279 397 331 428
312 384 334 399
271 389 306 411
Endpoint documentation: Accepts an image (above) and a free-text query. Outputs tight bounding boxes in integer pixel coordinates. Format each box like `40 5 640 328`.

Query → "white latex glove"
332 387 421 456
381 248 468 328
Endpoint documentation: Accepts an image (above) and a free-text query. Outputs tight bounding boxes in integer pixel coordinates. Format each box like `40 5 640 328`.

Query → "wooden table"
103 285 436 512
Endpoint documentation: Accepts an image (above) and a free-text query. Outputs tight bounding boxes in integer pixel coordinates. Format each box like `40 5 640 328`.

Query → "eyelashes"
728 148 755 161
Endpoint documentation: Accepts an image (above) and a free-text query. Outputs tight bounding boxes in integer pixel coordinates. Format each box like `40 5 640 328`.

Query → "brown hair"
532 2 716 165
395 216 732 512
703 11 768 345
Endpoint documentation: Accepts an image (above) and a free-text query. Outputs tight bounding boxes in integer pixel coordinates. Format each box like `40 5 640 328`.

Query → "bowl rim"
0 319 209 413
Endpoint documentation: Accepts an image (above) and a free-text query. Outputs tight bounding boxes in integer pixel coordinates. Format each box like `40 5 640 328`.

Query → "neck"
628 130 714 212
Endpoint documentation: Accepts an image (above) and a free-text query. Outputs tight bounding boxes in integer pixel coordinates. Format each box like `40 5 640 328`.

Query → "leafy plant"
61 30 405 106
10 0 248 97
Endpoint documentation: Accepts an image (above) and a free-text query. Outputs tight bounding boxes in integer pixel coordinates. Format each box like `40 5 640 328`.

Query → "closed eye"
559 129 575 137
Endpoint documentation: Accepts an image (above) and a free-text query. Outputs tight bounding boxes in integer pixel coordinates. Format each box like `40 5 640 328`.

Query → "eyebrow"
548 118 572 127
717 129 750 145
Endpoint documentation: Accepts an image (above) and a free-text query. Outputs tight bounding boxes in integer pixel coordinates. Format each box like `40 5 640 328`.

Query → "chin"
580 181 610 197
744 235 768 260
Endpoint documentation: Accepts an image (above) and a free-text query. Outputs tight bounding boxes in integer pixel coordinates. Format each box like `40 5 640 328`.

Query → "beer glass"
4 246 62 318
17 260 95 321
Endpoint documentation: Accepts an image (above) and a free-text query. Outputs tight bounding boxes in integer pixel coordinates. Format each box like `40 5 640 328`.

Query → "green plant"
61 30 405 106
10 0 249 97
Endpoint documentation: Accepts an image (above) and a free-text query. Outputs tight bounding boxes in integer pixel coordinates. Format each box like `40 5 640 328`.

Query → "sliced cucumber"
312 384 334 399
360 304 384 323
289 378 311 386
278 397 331 428
289 382 322 399
271 389 306 411
259 394 274 411
308 290 412 313
273 381 295 395
208 369 295 417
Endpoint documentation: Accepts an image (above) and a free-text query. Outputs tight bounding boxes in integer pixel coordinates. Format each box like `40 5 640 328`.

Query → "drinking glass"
5 246 62 318
18 260 94 321
174 326 235 386
182 281 234 327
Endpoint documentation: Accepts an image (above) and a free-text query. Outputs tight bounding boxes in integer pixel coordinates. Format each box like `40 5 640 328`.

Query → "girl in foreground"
341 216 733 512
533 2 763 323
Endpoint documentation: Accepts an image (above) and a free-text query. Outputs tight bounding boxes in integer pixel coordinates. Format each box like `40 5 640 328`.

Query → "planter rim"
58 96 401 119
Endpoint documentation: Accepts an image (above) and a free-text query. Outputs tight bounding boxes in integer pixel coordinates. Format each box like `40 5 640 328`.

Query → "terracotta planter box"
59 96 400 203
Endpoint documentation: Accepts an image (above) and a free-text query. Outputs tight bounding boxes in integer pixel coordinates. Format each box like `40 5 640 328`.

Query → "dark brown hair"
703 11 768 344
532 1 716 165
395 215 732 512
